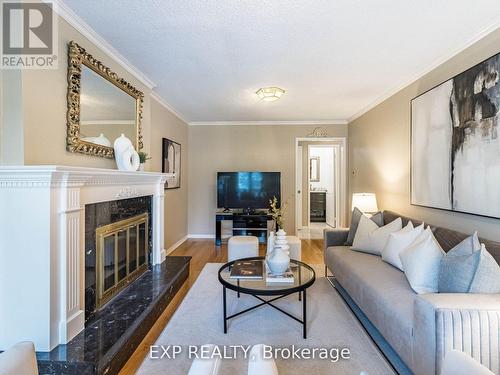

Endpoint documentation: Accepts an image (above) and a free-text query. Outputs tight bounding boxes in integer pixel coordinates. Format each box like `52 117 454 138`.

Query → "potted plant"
137 151 151 171
269 196 287 230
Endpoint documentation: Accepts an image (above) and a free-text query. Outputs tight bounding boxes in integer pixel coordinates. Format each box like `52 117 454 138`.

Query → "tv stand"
215 212 274 246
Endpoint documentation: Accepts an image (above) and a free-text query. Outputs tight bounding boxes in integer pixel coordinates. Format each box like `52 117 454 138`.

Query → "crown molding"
188 120 348 126
348 20 500 123
51 0 156 89
150 92 189 124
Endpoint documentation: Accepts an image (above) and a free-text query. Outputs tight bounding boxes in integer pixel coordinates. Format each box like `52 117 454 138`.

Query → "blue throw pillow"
438 232 481 293
469 244 500 294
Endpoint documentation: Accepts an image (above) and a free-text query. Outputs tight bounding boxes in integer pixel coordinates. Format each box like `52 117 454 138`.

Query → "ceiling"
63 0 500 124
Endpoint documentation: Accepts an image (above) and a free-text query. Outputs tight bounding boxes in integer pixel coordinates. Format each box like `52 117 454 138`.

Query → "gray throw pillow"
439 232 500 294
439 252 480 293
448 231 481 256
469 244 500 294
438 233 481 293
344 208 383 246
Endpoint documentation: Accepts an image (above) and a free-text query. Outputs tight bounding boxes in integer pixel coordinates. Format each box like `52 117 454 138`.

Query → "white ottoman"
286 235 301 261
228 236 259 262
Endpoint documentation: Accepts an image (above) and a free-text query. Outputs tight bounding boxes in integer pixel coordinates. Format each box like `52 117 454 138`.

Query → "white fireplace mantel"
0 166 171 351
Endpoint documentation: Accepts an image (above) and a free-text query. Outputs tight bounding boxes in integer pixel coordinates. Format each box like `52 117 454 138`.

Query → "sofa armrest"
413 293 500 375
323 228 349 251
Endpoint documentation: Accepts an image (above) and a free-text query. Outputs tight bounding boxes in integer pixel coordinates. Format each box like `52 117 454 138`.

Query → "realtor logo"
1 1 58 69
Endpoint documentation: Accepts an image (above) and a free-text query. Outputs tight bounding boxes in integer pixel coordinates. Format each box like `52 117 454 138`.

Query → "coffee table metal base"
222 287 308 339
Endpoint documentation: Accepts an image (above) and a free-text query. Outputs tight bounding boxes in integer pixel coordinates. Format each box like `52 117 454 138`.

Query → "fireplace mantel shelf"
0 165 172 352
0 165 173 187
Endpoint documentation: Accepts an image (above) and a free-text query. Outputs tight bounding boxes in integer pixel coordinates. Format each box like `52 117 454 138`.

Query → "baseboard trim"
328 277 412 375
165 235 188 255
188 234 215 239
60 310 85 346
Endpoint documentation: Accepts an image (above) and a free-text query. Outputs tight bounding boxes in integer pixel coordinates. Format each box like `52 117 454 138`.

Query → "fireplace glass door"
96 213 149 308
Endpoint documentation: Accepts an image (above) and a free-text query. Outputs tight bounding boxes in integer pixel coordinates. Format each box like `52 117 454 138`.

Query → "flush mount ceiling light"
256 87 285 102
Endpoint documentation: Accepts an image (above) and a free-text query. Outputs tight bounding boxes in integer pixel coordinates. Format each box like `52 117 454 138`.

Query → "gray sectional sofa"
324 211 500 375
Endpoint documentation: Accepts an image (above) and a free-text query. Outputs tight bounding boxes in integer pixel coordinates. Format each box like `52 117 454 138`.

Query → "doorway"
295 137 347 239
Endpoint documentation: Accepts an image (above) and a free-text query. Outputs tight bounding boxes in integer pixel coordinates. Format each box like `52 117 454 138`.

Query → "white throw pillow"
399 228 445 294
352 216 402 255
382 222 424 271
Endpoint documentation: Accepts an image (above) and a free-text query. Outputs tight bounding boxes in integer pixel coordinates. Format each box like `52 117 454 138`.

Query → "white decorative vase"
267 229 290 275
138 163 145 171
114 134 140 171
274 229 289 251
267 231 275 255
267 247 290 276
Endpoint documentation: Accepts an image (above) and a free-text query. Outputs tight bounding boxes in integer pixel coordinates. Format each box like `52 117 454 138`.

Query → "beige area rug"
138 263 395 375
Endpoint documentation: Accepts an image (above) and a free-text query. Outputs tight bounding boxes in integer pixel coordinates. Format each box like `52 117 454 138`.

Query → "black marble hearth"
36 256 191 375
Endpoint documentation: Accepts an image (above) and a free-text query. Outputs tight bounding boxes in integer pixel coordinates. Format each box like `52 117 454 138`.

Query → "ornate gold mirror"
67 41 144 158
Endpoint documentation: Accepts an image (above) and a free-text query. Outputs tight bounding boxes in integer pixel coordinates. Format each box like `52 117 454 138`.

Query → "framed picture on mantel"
162 138 181 189
411 51 500 219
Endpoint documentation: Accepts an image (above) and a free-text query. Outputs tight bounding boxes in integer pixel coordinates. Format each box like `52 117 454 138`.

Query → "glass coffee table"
218 257 316 338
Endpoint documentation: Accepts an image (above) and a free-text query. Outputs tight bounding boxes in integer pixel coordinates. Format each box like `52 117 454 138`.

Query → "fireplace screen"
96 213 149 308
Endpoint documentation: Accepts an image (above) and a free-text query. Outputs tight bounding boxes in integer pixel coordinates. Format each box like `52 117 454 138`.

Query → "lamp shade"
352 193 378 214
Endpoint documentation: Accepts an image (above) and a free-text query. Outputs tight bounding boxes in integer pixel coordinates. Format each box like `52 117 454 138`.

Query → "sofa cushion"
469 244 500 293
345 208 383 246
352 216 402 255
400 228 445 294
325 246 415 367
438 233 482 293
382 222 424 271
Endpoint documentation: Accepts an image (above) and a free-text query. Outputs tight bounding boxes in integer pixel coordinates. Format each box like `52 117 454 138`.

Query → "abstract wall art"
411 52 500 218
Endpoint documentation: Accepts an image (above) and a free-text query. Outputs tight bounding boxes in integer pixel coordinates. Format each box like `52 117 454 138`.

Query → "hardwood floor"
119 238 324 374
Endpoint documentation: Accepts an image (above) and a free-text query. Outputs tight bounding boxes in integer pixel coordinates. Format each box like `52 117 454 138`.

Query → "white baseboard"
61 310 85 344
165 235 188 256
188 234 215 239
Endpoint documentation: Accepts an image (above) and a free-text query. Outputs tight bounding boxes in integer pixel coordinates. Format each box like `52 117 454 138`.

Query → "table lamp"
352 193 378 215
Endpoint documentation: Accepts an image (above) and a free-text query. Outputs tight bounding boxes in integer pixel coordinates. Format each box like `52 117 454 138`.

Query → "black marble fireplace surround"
85 196 153 321
33 196 191 374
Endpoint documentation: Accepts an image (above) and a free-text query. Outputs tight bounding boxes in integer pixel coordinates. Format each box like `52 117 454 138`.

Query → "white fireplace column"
0 166 170 352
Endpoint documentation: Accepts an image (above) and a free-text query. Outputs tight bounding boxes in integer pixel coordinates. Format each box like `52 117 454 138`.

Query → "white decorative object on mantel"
0 166 173 352
114 134 140 171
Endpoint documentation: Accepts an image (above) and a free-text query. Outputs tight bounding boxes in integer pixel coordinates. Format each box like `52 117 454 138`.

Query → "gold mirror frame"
66 41 144 158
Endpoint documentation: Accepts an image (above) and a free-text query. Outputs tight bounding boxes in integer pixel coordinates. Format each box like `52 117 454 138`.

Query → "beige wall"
188 124 348 235
10 13 189 251
150 98 189 249
349 27 500 241
21 16 152 168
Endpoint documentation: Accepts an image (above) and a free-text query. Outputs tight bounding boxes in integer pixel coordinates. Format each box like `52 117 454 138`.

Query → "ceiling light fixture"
256 87 285 102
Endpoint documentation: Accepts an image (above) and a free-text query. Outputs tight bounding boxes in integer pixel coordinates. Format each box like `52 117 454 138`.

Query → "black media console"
215 213 274 246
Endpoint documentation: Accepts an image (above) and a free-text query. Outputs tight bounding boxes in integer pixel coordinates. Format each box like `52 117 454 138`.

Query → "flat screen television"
217 172 281 209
